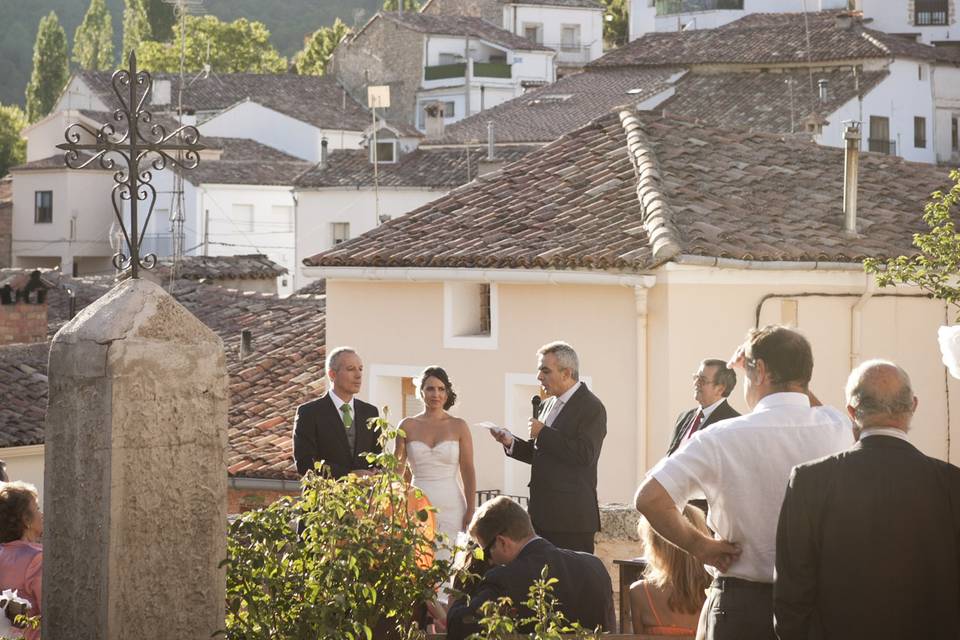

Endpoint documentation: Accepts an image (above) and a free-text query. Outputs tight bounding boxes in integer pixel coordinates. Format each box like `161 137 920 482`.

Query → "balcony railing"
656 0 744 16
868 138 896 155
423 61 511 81
474 62 511 78
543 42 594 65
424 62 466 81
915 10 948 25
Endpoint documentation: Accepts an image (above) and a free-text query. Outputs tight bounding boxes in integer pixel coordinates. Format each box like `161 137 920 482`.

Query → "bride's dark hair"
419 366 457 410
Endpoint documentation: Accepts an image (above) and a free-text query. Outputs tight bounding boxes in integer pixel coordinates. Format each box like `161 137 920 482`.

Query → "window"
868 116 893 154
231 204 254 232
438 52 460 65
443 282 498 349
561 25 581 50
918 64 927 81
914 116 927 149
371 140 396 163
953 116 959 152
443 101 456 118
523 23 543 44
34 191 52 224
915 0 948 25
332 222 350 245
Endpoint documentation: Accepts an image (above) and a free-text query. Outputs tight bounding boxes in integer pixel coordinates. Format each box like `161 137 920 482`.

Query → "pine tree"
122 0 151 62
294 19 351 76
0 103 28 178
25 12 69 123
73 0 115 70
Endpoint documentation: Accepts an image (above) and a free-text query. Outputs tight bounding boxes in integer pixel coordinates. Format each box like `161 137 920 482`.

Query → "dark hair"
702 358 736 397
0 482 38 543
419 366 457 410
744 325 813 388
0 459 7 482
468 496 535 544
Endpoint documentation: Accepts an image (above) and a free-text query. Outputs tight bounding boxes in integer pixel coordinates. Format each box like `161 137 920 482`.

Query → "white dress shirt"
649 392 854 583
859 426 909 441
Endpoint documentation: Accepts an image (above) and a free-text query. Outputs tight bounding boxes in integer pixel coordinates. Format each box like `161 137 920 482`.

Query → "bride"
396 366 476 561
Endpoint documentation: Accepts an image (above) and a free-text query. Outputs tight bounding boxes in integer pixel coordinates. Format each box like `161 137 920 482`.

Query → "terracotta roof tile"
306 109 949 271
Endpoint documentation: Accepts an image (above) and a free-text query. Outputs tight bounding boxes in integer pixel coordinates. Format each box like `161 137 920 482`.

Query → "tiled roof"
377 12 553 51
305 108 949 270
78 72 372 132
10 153 110 172
294 145 536 188
0 279 326 480
133 255 288 281
504 0 602 7
0 343 48 448
660 67 888 133
184 137 312 186
437 67 680 144
296 278 326 295
589 11 950 68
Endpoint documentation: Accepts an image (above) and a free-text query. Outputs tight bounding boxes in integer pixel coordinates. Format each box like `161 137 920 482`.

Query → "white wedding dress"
406 439 467 562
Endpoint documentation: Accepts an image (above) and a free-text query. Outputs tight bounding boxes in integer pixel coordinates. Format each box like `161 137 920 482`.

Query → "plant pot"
938 325 960 380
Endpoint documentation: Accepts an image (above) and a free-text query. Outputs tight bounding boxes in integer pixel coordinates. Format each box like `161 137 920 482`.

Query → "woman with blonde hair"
630 505 710 637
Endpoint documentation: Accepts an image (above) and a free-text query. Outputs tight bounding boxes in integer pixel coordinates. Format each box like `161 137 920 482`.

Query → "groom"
293 346 381 479
491 341 607 553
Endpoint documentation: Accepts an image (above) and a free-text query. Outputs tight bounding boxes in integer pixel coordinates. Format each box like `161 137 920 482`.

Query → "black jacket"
666 399 740 456
775 435 960 640
292 394 380 478
446 537 614 640
509 384 606 534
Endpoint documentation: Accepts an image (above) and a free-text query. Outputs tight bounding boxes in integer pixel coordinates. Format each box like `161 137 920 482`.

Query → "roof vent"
528 94 572 106
818 79 829 103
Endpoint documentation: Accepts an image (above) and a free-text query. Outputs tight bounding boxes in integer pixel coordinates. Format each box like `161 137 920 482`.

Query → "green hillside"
0 0 381 108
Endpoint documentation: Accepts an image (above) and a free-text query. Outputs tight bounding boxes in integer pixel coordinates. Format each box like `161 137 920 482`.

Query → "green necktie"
341 403 353 430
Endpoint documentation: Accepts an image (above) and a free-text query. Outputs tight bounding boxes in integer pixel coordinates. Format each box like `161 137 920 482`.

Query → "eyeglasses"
482 530 503 560
692 374 718 385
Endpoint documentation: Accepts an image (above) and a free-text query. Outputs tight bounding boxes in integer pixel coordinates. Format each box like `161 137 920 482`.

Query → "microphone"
531 395 542 419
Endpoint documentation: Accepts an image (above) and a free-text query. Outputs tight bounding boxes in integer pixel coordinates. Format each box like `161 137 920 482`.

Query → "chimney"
320 136 329 167
818 79 829 103
240 329 254 361
152 79 171 106
486 121 495 161
842 121 861 234
0 270 50 346
424 101 446 138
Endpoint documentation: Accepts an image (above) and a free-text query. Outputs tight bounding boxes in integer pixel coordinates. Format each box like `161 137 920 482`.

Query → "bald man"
775 360 960 639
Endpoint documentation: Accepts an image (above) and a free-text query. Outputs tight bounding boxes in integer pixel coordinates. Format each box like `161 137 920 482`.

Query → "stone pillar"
43 279 228 640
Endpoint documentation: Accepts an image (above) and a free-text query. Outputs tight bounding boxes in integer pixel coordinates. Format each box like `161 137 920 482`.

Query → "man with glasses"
446 496 614 640
634 325 853 640
666 359 740 456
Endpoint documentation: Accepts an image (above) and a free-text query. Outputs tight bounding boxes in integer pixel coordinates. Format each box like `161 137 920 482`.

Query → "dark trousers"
537 530 595 554
700 577 776 640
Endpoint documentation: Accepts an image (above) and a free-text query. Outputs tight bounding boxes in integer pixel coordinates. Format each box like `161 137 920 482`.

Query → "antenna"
161 0 204 290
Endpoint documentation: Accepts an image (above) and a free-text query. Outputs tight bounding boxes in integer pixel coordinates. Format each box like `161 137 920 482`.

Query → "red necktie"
686 411 703 440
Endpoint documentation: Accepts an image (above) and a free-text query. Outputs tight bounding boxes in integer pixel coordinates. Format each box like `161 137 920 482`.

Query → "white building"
421 0 605 70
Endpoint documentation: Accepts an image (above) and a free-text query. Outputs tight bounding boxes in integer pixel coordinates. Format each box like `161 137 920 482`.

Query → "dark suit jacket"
666 398 740 455
509 384 606 534
446 537 614 640
774 435 960 640
292 394 381 478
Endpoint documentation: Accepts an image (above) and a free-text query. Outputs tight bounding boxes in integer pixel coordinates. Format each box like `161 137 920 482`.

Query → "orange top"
640 581 696 637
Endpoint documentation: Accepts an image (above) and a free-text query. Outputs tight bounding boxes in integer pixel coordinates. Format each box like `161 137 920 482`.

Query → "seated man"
446 496 614 640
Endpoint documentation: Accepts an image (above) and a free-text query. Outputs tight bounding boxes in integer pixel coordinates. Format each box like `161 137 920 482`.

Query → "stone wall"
0 301 47 345
332 17 425 127
596 503 642 623
227 487 298 514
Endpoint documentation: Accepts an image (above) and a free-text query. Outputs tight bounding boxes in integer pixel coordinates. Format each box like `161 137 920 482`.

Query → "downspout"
843 120 861 234
850 275 874 370
634 284 651 489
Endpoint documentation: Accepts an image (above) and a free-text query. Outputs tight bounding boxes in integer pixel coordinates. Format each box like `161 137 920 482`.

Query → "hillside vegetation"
1 0 380 107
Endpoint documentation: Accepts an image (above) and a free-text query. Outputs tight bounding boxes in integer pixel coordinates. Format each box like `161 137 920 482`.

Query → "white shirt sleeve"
649 433 719 507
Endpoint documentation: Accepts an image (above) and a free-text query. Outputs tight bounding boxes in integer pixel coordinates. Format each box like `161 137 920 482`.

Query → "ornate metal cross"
57 52 204 279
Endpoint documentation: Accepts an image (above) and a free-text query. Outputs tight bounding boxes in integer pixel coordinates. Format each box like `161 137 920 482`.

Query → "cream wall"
324 279 641 504
1 446 46 505
324 266 960 508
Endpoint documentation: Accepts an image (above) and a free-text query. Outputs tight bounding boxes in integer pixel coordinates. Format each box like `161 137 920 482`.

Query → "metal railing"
476 489 529 508
868 138 896 155
424 62 466 81
474 62 511 78
656 0 744 15
542 42 594 65
915 10 948 25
